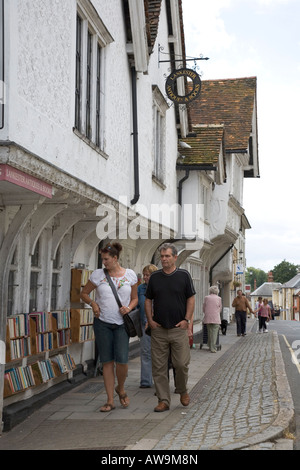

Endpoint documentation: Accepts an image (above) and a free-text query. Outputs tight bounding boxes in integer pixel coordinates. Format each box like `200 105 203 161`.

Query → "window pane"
75 14 82 130
7 270 14 316
29 271 38 312
86 30 92 139
96 43 101 147
31 239 40 267
51 273 59 310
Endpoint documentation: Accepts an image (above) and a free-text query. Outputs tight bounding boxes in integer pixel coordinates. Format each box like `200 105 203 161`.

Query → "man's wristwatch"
183 318 191 324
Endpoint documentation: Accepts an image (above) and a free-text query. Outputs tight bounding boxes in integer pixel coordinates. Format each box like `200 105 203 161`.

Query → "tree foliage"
272 260 299 284
245 260 300 290
245 267 267 291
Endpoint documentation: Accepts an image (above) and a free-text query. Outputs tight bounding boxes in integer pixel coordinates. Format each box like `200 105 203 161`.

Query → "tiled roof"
282 273 300 289
188 77 257 153
177 125 225 167
250 282 282 297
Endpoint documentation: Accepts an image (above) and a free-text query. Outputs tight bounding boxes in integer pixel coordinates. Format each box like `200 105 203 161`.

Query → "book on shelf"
80 325 94 342
4 365 35 393
80 269 93 286
29 311 52 333
52 353 76 374
56 328 71 347
70 268 95 302
9 337 31 360
35 332 54 353
52 310 70 329
7 313 30 338
4 352 77 397
80 308 94 324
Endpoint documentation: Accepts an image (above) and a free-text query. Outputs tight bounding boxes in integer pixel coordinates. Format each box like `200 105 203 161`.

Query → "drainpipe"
209 243 234 285
178 168 190 206
130 66 140 205
177 165 217 206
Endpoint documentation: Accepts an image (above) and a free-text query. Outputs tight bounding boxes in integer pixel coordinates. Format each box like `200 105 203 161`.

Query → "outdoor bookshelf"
70 268 94 303
70 308 94 343
4 310 75 398
52 310 71 348
4 353 76 398
6 314 31 362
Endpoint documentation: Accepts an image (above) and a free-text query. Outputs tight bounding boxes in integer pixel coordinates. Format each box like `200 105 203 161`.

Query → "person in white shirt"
81 242 138 412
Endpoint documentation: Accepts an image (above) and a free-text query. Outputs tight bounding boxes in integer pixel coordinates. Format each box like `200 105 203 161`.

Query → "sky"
182 0 300 273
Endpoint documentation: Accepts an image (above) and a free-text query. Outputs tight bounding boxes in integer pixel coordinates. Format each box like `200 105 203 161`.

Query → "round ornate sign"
165 68 201 104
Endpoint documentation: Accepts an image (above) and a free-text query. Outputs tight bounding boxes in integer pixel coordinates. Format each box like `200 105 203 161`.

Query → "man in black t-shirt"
145 243 195 412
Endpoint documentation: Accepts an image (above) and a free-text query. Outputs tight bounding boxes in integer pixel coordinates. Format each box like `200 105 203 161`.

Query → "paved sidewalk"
0 319 295 451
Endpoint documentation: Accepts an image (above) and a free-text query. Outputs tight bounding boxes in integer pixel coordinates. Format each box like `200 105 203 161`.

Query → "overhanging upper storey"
124 0 163 73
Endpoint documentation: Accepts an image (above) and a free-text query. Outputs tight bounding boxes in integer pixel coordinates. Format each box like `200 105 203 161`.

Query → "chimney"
254 279 257 290
268 271 273 282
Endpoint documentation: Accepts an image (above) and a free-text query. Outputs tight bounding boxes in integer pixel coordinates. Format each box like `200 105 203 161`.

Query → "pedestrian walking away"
256 298 272 333
81 242 138 412
145 243 196 412
232 289 253 336
254 296 263 332
138 264 158 388
203 285 222 353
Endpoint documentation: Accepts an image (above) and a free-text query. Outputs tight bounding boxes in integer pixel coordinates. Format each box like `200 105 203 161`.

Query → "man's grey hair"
209 285 219 295
159 243 178 256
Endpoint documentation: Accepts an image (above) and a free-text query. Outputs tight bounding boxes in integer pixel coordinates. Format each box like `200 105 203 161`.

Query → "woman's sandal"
100 403 115 412
115 387 130 408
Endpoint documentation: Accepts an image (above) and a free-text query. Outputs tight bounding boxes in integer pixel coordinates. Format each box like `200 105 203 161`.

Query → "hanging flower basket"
233 281 242 288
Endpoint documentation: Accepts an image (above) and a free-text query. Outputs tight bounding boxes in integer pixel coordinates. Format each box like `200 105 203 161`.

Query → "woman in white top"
81 242 138 412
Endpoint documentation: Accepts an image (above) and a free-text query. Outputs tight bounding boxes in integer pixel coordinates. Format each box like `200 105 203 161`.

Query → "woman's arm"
119 283 138 316
81 281 100 318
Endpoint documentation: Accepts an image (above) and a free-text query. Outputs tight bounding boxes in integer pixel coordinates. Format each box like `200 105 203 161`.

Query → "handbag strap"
104 268 122 308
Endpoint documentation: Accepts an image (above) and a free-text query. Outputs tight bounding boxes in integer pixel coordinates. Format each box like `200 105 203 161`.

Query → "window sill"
73 128 109 160
152 174 166 190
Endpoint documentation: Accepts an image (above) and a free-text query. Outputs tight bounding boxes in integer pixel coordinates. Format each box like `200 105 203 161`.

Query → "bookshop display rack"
4 310 79 398
4 268 95 399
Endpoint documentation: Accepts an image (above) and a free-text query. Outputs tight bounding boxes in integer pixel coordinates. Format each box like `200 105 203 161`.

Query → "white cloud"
182 0 300 271
256 0 294 4
183 1 235 57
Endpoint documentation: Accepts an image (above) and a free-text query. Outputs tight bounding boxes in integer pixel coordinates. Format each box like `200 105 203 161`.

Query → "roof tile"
188 77 257 152
178 125 224 167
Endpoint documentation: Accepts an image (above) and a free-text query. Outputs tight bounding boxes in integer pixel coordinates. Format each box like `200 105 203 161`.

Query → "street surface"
259 319 300 450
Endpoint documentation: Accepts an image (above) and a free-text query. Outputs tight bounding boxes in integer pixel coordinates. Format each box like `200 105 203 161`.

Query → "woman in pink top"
258 298 272 333
203 286 222 353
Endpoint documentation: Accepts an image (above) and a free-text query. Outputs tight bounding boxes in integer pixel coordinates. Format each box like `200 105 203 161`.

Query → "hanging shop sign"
165 68 201 104
236 264 244 275
0 164 53 198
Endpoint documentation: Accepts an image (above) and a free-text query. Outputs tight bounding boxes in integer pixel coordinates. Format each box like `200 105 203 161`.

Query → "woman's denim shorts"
93 318 129 364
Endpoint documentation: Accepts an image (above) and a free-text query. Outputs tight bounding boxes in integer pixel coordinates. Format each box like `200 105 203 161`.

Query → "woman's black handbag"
104 269 143 338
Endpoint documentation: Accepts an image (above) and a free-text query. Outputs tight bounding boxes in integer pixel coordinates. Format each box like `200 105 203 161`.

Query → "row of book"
7 311 71 338
35 332 54 353
9 337 31 360
80 269 93 286
56 329 71 348
52 310 70 330
9 330 72 360
4 354 76 396
5 365 35 393
79 325 95 342
53 353 76 374
29 312 53 333
79 309 94 325
7 314 30 339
